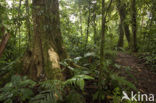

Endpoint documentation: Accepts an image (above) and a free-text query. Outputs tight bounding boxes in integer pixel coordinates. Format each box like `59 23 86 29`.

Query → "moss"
44 59 64 80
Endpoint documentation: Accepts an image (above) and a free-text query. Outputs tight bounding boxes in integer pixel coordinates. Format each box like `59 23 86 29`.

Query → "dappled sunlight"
48 48 60 69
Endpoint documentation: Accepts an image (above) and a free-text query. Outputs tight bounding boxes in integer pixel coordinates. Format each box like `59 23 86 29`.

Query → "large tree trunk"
23 0 67 80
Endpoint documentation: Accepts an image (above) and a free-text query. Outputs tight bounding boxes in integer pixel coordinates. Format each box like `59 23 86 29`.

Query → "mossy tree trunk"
23 0 67 80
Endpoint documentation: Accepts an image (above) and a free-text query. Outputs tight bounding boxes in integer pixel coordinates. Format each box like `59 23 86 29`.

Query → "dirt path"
115 52 156 94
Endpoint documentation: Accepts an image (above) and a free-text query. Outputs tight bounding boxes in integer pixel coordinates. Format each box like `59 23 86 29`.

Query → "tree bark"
98 0 106 102
0 33 10 58
124 24 131 44
131 0 137 52
117 0 124 48
117 0 131 48
23 0 67 80
93 1 97 45
25 0 31 48
117 22 124 48
84 0 91 50
98 1 113 102
78 2 83 36
100 0 105 69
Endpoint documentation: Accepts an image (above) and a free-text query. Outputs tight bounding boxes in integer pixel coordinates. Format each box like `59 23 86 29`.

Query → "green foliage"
31 79 64 103
93 60 136 102
139 52 156 71
114 63 122 69
60 59 90 75
104 49 117 59
112 88 121 103
0 0 156 103
31 74 93 103
0 60 17 76
0 58 21 86
93 72 136 101
64 90 86 103
64 74 94 90
31 90 60 103
41 80 63 90
0 75 36 103
110 74 136 90
112 88 140 103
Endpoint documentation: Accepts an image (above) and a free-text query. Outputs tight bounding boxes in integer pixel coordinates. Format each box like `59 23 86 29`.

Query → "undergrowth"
0 50 137 103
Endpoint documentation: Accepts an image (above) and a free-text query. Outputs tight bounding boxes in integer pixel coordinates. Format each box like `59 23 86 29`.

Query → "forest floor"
115 52 156 94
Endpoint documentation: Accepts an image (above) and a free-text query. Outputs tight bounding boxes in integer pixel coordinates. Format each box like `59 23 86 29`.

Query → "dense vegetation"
0 0 156 103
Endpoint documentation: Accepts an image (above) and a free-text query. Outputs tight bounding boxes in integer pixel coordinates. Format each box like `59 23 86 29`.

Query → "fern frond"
64 74 94 90
110 74 136 90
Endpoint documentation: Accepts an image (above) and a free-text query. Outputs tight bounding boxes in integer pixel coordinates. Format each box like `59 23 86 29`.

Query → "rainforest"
0 0 156 103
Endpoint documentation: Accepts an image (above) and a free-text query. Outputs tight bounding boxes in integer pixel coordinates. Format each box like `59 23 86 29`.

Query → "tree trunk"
124 24 131 45
100 0 105 68
84 0 91 50
98 1 113 102
23 0 67 80
117 0 131 48
93 1 97 45
131 0 137 52
117 22 124 48
79 2 83 36
98 0 106 102
116 0 124 48
0 33 10 58
25 0 31 48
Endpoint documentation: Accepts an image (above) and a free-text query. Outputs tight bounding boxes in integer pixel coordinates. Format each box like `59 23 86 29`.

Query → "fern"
104 49 117 58
64 90 86 103
31 90 58 103
31 74 93 103
110 74 136 90
31 80 63 103
0 59 18 77
64 74 94 90
40 80 63 89
0 75 36 103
